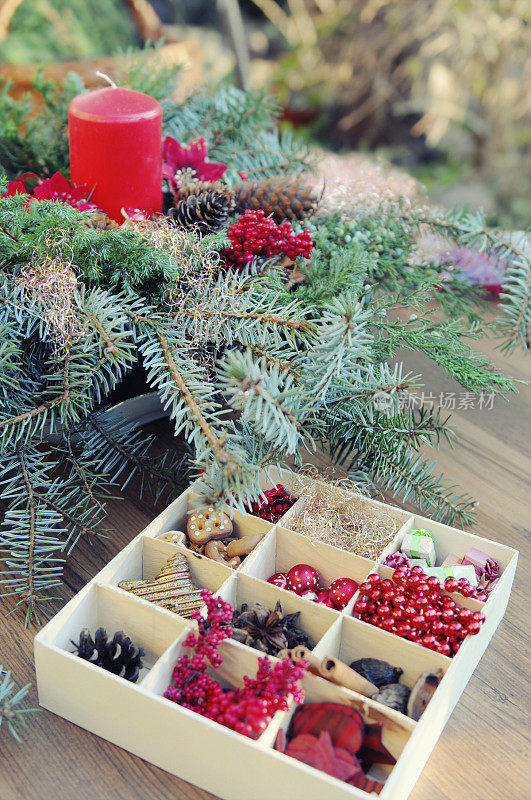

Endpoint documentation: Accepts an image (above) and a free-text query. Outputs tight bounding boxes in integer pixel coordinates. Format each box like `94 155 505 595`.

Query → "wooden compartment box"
34 472 518 800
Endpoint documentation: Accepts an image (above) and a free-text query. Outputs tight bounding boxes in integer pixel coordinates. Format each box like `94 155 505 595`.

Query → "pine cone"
169 190 234 234
234 176 317 223
72 627 144 683
84 211 119 230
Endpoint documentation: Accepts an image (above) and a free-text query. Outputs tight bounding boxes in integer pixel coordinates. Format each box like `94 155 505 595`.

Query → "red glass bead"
422 633 437 649
415 596 429 610
381 616 395 629
380 579 393 591
471 612 486 623
390 608 404 621
447 621 463 639
460 584 474 598
315 588 330 604
475 592 488 602
437 642 451 656
396 622 411 637
403 604 417 618
431 620 445 636
416 581 429 594
427 575 440 589
329 578 358 610
441 608 455 622
392 571 407 585
407 574 421 588
424 608 438 622
458 608 472 623
286 564 320 595
267 572 288 589
377 604 391 618
444 577 459 593
358 582 372 595
393 593 407 606
353 600 367 615
441 595 456 608
370 614 380 626
466 621 481 635
410 565 425 576
383 587 397 601
367 573 381 584
412 614 428 630
369 589 381 601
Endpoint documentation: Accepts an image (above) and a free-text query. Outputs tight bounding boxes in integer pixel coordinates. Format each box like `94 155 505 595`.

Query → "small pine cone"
169 190 234 234
84 211 119 230
175 180 234 204
72 627 144 683
234 176 317 223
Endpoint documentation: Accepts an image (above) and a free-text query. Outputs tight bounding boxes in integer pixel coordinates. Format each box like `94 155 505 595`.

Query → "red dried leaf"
359 723 396 769
288 702 364 754
274 728 287 753
286 732 361 782
349 773 384 795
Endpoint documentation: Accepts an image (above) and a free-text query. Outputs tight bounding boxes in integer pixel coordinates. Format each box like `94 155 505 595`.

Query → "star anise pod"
231 602 313 656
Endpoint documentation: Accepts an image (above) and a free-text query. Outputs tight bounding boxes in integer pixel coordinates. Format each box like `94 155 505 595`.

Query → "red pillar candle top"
69 87 162 223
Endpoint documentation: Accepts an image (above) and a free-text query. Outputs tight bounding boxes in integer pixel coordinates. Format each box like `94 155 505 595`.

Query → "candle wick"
96 71 117 89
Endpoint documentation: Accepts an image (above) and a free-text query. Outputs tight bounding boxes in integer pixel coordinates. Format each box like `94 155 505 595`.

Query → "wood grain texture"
0 323 529 800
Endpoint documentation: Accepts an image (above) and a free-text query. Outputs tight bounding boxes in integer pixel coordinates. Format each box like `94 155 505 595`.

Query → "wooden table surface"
1 325 529 800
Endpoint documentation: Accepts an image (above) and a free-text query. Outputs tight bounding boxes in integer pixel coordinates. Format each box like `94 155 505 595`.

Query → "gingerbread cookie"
157 530 187 547
187 506 233 546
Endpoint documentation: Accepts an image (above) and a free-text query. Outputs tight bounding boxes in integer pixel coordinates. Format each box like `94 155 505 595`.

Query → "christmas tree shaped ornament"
169 190 234 233
234 176 317 223
71 628 144 683
118 553 204 617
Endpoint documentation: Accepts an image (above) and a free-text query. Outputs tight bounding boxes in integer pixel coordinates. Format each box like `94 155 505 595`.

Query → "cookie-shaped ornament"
187 506 233 546
157 530 187 547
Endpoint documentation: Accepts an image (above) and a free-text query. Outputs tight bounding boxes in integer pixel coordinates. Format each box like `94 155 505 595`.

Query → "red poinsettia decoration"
162 136 227 190
1 172 96 212
32 172 96 211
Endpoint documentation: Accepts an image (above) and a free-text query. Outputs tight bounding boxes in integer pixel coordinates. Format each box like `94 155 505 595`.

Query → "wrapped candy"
384 551 411 569
423 565 478 587
401 529 436 566
462 548 500 583
442 554 462 567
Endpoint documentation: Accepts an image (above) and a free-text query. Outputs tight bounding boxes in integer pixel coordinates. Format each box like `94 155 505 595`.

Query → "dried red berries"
223 209 313 269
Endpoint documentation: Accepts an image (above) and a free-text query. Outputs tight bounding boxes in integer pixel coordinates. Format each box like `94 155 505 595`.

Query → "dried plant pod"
407 669 443 721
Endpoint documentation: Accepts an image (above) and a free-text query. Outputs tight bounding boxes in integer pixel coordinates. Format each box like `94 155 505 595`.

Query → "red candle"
69 87 162 223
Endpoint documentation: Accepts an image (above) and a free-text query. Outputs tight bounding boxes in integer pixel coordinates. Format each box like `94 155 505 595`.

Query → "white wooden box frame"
34 469 518 800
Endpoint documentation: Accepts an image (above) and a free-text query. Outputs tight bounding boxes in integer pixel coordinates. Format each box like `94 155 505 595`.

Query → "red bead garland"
164 591 307 737
223 209 313 270
353 567 486 656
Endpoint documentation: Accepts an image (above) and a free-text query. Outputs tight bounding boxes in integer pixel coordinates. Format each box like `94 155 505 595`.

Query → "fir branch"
15 448 36 619
0 667 35 742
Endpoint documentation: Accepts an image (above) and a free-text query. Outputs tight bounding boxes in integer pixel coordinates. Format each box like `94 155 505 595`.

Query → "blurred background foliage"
0 0 528 227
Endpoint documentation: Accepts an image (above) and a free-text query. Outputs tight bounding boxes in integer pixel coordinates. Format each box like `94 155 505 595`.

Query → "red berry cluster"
165 590 307 737
353 566 486 657
245 484 296 523
223 209 313 269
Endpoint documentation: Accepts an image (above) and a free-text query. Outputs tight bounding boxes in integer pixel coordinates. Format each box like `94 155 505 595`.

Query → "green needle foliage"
0 68 525 630
0 667 35 742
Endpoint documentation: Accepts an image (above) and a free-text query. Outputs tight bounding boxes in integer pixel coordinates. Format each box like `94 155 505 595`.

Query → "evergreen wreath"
0 53 528 636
